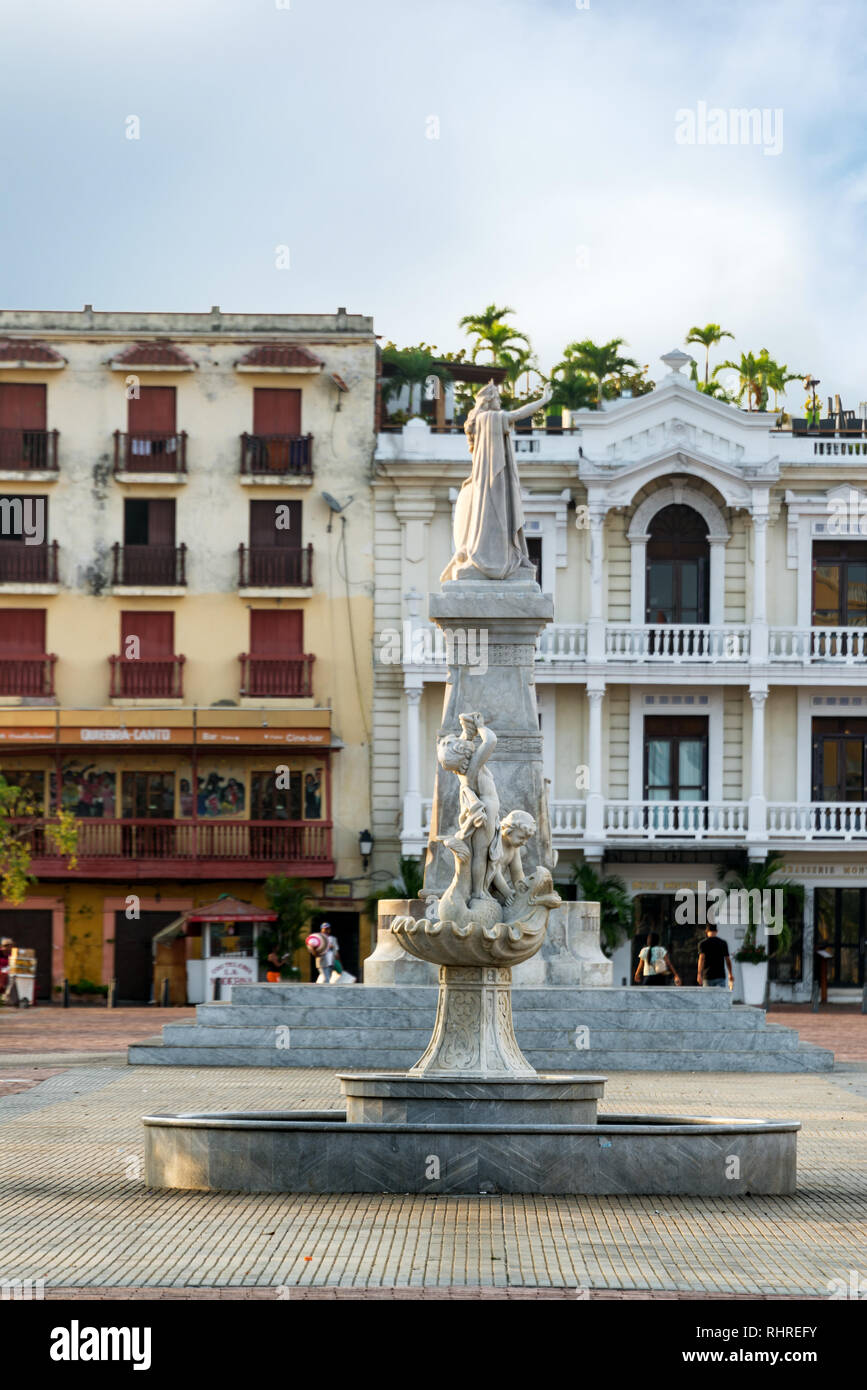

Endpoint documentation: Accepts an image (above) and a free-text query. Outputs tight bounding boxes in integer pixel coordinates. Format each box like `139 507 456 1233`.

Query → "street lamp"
358 829 374 868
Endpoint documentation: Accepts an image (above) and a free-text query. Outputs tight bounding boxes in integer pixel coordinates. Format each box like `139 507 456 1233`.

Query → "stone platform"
129 983 835 1072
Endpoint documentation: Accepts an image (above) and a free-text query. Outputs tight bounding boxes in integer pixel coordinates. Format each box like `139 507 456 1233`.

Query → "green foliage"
381 343 452 418
685 323 734 384
257 876 315 979
558 339 640 408
0 776 78 905
70 978 108 997
365 856 424 921
573 863 634 956
718 851 803 960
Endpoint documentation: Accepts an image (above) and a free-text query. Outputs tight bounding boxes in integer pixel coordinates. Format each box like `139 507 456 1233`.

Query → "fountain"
144 379 798 1195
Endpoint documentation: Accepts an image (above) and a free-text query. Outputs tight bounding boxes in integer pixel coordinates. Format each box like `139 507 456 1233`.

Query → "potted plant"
573 863 633 957
735 939 769 1006
720 852 803 1006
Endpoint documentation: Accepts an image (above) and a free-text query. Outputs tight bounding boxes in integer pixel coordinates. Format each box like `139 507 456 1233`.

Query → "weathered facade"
0 307 377 997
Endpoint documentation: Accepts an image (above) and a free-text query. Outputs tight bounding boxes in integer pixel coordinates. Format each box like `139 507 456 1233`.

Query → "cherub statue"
488 809 536 905
436 711 499 901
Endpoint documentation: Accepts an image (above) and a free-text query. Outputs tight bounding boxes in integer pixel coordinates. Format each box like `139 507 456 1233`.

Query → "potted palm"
718 853 803 1006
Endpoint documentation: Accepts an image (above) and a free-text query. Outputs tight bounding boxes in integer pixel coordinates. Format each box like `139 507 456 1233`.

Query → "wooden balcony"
0 428 59 473
111 543 187 587
109 655 185 699
114 431 187 474
0 541 59 584
238 543 313 588
239 652 314 698
0 651 57 696
240 433 313 478
21 817 334 880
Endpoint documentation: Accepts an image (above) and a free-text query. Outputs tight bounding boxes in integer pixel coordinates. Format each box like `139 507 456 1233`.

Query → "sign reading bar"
197 728 329 746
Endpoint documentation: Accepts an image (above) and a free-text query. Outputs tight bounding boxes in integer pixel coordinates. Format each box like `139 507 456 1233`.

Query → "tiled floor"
0 1060 865 1297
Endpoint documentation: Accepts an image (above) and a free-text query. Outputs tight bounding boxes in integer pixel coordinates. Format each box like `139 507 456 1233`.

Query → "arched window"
645 504 710 625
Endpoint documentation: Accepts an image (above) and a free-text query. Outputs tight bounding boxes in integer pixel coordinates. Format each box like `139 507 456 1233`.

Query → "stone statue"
441 379 553 583
392 712 561 1074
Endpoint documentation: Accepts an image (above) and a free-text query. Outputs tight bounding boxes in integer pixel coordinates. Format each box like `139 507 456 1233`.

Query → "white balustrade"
767 802 867 840
603 801 748 838
605 624 750 661
768 627 867 663
535 625 587 662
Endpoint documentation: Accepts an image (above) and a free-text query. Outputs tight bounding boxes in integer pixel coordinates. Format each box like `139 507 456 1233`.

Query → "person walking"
265 948 290 983
697 924 734 989
634 930 681 986
314 923 339 984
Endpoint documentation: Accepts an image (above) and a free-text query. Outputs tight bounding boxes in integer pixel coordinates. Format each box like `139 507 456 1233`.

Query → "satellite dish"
321 491 344 513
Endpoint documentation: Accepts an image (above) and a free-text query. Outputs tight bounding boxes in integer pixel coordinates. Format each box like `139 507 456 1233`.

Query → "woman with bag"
634 930 682 987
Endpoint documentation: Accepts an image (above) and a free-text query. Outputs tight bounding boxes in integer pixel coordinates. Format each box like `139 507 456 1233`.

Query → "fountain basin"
143 1102 798 1196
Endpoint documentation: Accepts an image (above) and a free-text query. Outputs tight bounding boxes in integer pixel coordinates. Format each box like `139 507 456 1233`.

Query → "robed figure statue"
440 379 553 583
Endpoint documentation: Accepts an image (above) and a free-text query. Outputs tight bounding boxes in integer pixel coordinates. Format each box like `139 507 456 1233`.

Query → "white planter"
740 960 768 1006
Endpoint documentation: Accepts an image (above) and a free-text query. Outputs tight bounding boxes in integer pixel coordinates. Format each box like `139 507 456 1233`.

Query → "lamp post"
358 829 373 869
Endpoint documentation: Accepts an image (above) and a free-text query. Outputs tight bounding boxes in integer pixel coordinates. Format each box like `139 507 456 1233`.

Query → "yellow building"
0 307 376 1000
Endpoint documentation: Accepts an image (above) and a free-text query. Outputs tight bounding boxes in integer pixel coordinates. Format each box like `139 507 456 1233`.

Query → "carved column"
748 687 768 846
409 965 535 1078
401 681 424 848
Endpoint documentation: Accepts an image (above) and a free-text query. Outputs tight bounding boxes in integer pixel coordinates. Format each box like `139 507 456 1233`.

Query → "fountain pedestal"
409 965 532 1078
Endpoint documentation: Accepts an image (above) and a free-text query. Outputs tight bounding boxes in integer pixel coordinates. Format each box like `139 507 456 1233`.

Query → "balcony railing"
0 652 57 696
111 543 187 586
769 626 867 662
536 625 588 662
238 543 313 588
604 801 748 839
0 428 59 472
767 803 867 840
240 433 313 478
20 818 333 867
109 655 185 699
239 652 314 698
605 624 751 662
113 431 187 474
0 541 59 584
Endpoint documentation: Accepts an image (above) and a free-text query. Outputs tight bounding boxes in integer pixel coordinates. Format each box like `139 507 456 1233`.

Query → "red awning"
185 895 277 922
111 341 197 368
235 344 324 370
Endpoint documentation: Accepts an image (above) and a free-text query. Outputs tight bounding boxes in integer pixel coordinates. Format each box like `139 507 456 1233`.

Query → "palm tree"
258 876 315 980
547 360 598 415
713 351 765 411
717 851 803 960
756 350 804 412
459 306 531 366
688 360 736 402
686 323 734 386
560 339 640 409
573 863 634 956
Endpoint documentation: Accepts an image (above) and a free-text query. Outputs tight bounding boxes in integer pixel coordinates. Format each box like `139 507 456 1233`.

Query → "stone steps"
129 980 834 1072
128 1041 832 1072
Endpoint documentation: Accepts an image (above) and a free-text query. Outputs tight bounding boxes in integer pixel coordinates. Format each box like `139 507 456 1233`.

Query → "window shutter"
0 384 47 430
128 386 176 433
249 500 300 549
121 611 174 658
0 608 46 652
250 609 303 655
253 388 301 435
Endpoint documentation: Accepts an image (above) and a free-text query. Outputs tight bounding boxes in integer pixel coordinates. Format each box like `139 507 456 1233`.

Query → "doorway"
0 909 52 1000
814 888 867 987
632 894 706 987
114 910 180 1002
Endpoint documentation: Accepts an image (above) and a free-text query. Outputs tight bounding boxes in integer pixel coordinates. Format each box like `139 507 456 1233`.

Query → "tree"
689 360 736 402
755 350 804 412
257 876 315 980
685 323 734 386
573 863 634 956
0 776 77 905
713 351 765 411
381 343 452 419
717 851 803 961
559 338 640 409
458 305 531 366
546 359 598 415
365 856 424 922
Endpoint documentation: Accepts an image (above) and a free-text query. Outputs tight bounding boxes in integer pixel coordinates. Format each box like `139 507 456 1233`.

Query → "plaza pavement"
1 1005 866 1299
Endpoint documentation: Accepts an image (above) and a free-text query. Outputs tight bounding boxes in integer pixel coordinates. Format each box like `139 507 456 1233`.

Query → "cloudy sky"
2 0 866 404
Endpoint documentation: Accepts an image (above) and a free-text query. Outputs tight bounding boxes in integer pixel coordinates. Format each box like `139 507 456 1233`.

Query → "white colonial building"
372 350 867 1002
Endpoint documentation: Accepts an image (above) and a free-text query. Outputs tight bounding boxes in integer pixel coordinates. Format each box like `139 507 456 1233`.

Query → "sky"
2 0 867 405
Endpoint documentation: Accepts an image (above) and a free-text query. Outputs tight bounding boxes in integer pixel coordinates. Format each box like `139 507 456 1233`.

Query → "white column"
584 683 606 851
587 508 606 661
747 687 768 846
401 681 424 846
750 508 769 664
708 537 726 627
629 537 647 626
